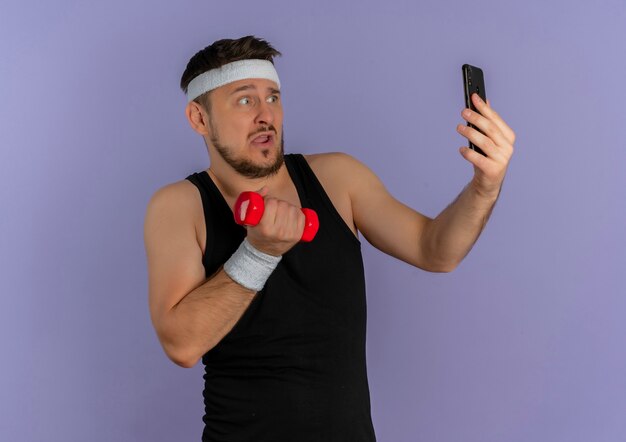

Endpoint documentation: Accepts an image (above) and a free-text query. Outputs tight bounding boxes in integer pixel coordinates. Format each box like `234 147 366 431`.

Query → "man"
143 35 515 441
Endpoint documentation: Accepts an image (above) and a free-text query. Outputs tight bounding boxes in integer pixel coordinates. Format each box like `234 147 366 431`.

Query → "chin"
254 141 281 157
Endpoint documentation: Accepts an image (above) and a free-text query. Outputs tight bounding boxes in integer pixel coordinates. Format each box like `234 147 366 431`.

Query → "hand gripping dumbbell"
233 191 319 242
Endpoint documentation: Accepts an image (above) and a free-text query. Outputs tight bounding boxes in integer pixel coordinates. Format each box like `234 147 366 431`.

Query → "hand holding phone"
462 64 487 156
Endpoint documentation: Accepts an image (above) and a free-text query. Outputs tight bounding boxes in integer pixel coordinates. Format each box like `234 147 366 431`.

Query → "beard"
209 117 285 179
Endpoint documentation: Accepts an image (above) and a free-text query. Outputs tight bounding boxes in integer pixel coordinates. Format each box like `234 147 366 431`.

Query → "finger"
277 200 295 230
297 209 306 236
472 93 515 145
287 205 304 239
262 198 279 228
459 146 502 179
256 185 269 198
461 108 509 150
459 145 490 170
457 123 502 161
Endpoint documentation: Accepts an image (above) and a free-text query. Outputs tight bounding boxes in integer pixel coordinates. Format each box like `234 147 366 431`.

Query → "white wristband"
223 238 282 292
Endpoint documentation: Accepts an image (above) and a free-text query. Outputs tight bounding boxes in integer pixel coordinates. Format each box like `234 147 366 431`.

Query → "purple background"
2 0 625 440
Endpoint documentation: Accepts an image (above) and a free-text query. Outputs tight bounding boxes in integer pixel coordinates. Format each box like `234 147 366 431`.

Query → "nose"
254 100 274 126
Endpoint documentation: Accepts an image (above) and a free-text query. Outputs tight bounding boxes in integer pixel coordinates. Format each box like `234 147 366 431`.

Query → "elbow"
173 357 199 369
419 244 460 273
163 336 220 368
428 264 455 273
418 230 458 273
422 258 458 273
155 316 218 368
167 349 199 369
162 342 200 369
437 260 460 273
155 319 203 368
435 261 461 273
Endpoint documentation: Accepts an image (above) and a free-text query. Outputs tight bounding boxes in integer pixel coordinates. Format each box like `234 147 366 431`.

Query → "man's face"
205 78 284 179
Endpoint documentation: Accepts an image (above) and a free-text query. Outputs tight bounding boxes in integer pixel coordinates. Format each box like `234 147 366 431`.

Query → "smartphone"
462 64 487 156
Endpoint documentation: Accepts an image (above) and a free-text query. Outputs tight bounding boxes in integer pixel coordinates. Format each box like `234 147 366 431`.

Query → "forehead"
216 78 281 98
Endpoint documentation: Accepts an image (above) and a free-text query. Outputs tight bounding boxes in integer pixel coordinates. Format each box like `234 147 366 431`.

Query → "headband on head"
186 59 281 103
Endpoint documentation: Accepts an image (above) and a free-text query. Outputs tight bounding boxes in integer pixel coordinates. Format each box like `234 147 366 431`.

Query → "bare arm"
338 153 499 273
346 95 514 272
144 182 304 368
425 93 516 270
144 182 256 368
420 181 500 272
163 269 256 368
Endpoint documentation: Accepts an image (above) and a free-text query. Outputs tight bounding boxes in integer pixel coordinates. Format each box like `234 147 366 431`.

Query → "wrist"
245 236 283 258
223 238 282 292
469 179 501 201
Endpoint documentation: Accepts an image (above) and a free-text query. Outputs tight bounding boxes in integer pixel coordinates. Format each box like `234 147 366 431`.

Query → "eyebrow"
229 84 281 96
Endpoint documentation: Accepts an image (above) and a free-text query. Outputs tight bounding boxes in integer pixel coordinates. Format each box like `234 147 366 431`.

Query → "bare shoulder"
303 151 370 187
303 151 380 195
146 179 200 209
144 179 204 250
303 151 363 169
143 178 208 361
301 152 372 237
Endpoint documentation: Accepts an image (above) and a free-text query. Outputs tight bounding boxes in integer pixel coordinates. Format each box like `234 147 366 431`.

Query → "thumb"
256 185 269 198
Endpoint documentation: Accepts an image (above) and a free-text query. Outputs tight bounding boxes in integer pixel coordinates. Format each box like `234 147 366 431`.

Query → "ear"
185 101 210 136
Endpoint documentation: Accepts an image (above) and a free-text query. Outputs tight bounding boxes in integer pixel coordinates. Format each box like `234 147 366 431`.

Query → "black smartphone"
462 64 487 156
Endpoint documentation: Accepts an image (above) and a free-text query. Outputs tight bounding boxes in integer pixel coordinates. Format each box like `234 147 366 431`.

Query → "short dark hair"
180 35 282 112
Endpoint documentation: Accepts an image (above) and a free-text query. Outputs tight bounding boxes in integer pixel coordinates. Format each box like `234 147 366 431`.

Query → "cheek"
273 112 284 130
216 119 246 140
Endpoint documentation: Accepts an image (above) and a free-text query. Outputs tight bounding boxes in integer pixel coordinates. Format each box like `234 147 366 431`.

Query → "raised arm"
329 153 440 271
345 152 496 272
346 94 514 273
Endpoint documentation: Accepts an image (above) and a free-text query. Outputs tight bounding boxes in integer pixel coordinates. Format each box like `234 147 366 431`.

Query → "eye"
238 97 250 105
267 95 279 103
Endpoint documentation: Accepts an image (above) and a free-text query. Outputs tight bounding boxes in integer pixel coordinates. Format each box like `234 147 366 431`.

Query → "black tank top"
186 153 376 441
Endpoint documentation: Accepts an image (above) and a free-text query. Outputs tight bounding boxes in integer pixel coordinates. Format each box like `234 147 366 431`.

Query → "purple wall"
2 0 625 440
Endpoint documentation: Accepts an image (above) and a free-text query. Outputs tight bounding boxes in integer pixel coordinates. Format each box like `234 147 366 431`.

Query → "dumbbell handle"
233 191 319 242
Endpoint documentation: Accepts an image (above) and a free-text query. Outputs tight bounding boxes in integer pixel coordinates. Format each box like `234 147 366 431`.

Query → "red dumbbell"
233 191 319 242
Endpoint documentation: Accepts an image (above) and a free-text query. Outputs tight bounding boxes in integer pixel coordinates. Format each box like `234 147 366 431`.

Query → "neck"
206 156 290 200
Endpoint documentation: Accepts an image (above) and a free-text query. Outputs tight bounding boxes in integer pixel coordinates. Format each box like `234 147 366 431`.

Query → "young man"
143 35 515 441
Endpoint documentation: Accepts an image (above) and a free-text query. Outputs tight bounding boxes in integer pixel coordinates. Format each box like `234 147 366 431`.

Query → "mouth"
250 132 275 147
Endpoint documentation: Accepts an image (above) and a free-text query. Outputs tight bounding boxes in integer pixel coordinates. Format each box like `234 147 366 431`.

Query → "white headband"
186 59 281 103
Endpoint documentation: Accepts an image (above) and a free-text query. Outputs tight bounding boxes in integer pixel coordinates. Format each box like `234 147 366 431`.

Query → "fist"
246 196 306 256
233 189 319 256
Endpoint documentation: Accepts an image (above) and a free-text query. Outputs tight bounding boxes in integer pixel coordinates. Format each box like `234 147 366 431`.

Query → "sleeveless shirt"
185 153 377 441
